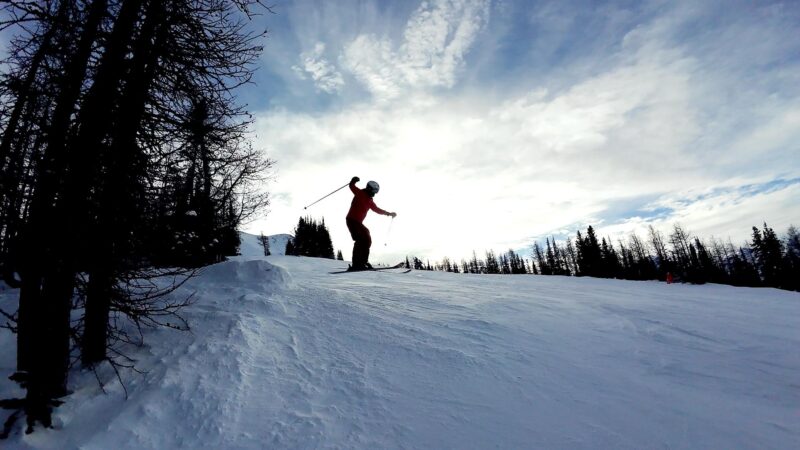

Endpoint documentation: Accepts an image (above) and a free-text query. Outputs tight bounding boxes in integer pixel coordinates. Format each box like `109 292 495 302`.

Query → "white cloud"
341 0 490 100
292 42 345 93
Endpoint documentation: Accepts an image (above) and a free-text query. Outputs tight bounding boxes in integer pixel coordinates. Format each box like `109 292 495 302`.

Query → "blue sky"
235 0 800 263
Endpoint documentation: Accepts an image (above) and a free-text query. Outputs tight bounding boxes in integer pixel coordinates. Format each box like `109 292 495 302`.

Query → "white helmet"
366 180 380 196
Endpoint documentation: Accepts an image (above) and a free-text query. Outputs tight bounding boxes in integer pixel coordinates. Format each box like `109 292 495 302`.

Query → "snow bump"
198 259 294 291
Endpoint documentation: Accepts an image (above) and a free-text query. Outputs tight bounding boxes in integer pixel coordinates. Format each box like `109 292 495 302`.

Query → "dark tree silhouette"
258 233 271 256
286 217 335 259
0 0 273 432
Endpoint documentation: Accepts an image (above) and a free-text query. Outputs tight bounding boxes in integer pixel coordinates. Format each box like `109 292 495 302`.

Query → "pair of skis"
329 262 411 274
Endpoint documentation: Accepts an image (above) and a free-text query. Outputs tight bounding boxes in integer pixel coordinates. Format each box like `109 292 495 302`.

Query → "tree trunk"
82 0 167 365
16 0 109 429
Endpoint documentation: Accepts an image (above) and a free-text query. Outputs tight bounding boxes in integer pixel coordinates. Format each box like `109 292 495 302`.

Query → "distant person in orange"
346 176 396 271
666 272 674 284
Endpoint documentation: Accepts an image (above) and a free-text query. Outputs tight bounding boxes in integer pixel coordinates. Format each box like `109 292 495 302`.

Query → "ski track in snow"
1 256 799 449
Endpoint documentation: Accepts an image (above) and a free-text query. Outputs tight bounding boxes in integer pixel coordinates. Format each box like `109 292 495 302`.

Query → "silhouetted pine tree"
670 224 703 283
289 217 335 259
694 238 720 284
469 251 481 274
732 244 761 287
576 227 603 277
629 232 657 280
648 225 672 280
564 239 579 276
783 226 800 291
751 224 785 288
533 242 547 275
600 238 621 278
285 239 296 256
506 250 526 274
258 233 270 256
440 257 453 272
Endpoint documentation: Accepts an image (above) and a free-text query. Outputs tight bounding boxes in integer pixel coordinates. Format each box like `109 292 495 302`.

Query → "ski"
329 263 408 274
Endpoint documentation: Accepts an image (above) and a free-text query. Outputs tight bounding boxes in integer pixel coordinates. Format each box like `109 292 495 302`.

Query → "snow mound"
198 258 293 290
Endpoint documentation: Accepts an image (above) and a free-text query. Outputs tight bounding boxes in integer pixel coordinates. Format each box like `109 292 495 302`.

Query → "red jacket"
347 181 388 222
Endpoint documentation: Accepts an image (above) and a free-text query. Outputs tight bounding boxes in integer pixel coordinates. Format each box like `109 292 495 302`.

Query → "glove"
351 176 360 183
389 212 397 218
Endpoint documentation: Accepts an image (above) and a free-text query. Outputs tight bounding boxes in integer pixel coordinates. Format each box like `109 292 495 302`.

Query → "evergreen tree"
289 216 335 259
669 224 699 282
469 251 481 274
599 238 621 278
533 242 548 275
624 233 652 280
285 239 295 256
545 239 556 275
783 226 800 291
507 249 526 274
725 241 760 287
553 240 570 276
485 250 500 274
258 233 270 256
751 224 785 288
441 257 454 272
577 226 603 277
564 239 579 276
693 238 718 284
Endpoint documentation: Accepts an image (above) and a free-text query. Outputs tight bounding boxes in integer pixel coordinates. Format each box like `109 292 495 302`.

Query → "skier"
346 176 396 271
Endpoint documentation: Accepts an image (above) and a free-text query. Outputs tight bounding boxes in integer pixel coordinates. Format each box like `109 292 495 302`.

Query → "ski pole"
304 182 349 210
385 216 394 246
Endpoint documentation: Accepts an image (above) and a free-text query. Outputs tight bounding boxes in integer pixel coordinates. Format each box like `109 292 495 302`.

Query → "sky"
239 0 800 264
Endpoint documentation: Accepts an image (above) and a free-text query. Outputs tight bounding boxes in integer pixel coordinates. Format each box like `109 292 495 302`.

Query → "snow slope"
238 232 292 257
1 256 799 449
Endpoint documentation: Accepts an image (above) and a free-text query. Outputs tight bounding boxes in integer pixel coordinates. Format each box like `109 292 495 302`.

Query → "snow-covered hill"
1 256 798 449
237 231 292 257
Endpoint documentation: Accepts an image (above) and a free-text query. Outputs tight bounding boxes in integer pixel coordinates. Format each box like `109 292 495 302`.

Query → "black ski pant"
346 218 371 268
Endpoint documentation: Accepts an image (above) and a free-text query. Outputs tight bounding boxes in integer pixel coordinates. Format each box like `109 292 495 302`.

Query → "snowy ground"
1 255 799 449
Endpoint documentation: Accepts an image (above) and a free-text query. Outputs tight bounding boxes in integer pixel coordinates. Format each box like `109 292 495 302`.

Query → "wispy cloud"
341 0 490 100
292 42 345 93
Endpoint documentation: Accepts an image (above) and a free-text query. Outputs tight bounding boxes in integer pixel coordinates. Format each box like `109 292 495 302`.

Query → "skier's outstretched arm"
371 203 396 217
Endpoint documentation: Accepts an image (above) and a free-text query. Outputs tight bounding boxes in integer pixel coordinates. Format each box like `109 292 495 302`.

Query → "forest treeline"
0 0 272 432
407 223 800 292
